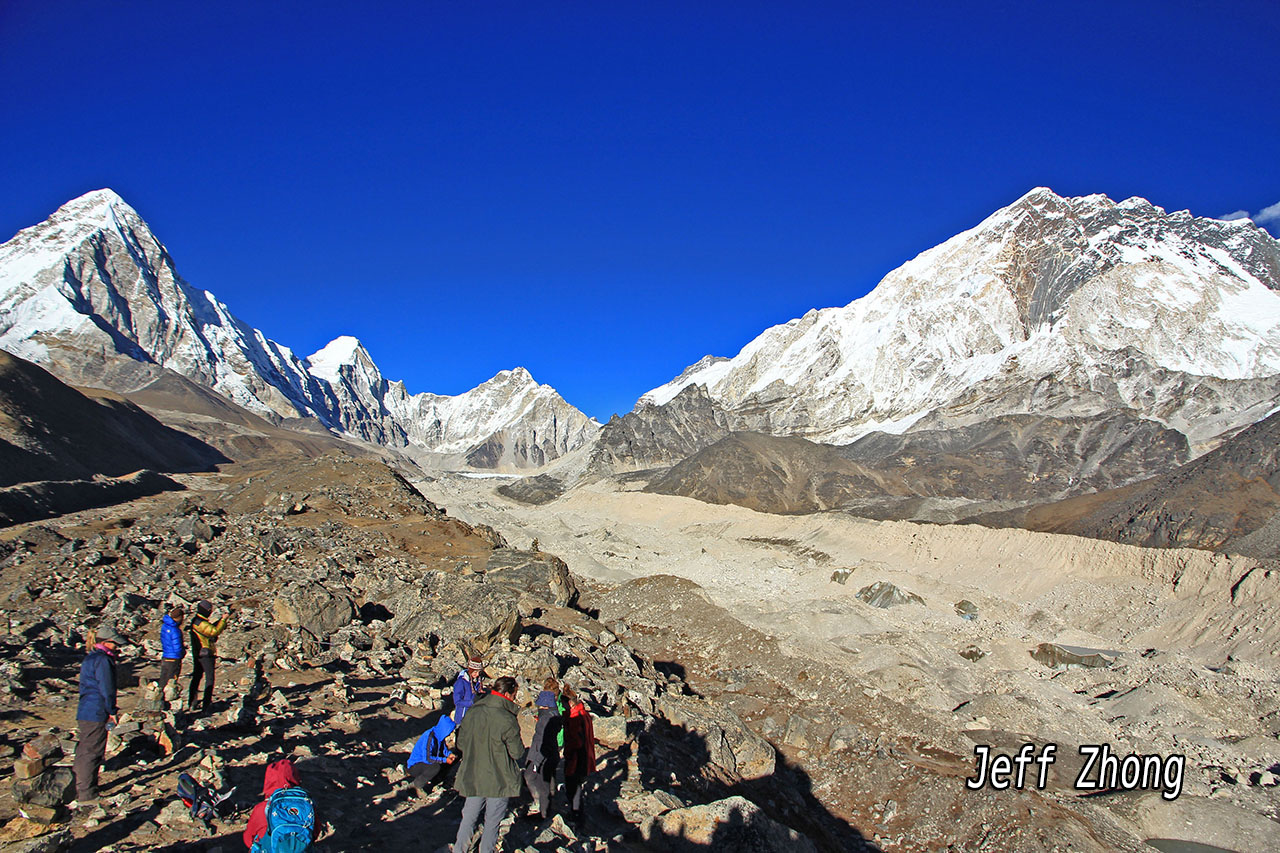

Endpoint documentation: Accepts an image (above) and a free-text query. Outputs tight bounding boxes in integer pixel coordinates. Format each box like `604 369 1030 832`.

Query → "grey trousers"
74 719 108 801
158 658 181 691
453 795 508 853
523 765 553 817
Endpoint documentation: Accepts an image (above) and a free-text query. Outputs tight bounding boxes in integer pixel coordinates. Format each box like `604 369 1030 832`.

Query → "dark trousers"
74 719 108 801
565 772 588 816
453 796 508 853
523 764 554 817
188 651 215 711
408 761 445 791
158 658 181 692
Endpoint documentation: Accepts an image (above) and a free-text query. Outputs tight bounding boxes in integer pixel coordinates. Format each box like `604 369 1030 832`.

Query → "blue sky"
2 1 1277 420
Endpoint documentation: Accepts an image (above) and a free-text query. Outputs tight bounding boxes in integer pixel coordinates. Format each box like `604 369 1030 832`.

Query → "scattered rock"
856 581 925 609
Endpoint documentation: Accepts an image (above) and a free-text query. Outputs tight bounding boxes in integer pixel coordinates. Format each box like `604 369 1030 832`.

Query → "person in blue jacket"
158 607 184 692
406 714 457 796
452 657 485 723
74 623 125 804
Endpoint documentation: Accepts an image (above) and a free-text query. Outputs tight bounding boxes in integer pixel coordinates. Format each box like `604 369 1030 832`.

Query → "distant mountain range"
0 190 597 468
3 187 1279 507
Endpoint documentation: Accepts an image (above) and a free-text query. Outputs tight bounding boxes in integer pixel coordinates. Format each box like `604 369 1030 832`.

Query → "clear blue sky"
2 1 1277 420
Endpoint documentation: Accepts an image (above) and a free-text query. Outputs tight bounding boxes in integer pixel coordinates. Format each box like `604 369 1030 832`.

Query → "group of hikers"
74 609 599 852
74 601 229 805
409 658 599 852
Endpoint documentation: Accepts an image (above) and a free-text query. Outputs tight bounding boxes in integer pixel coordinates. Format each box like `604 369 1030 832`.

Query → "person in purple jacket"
74 623 125 804
452 657 485 723
158 607 184 692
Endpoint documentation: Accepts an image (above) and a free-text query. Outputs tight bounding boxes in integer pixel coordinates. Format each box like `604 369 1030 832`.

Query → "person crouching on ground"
452 675 524 853
74 623 125 805
522 683 563 820
188 599 229 715
158 607 184 693
407 714 457 798
562 685 597 824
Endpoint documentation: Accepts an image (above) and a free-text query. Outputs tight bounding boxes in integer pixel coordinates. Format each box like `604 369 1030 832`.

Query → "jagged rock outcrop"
642 188 1280 449
588 383 741 474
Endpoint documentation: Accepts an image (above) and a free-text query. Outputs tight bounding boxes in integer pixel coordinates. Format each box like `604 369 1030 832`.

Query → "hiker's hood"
431 714 456 740
262 758 299 797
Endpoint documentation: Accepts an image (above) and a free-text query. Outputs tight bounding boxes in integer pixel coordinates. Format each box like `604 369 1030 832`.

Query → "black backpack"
176 772 234 824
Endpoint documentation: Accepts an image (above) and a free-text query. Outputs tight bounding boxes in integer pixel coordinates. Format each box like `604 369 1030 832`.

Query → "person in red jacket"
243 757 316 850
561 685 596 824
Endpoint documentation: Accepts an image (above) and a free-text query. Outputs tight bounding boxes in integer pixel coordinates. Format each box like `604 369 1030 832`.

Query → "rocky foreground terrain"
2 452 877 853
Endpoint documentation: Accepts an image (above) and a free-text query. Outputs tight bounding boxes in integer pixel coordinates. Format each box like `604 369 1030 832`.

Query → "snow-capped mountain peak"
642 188 1280 447
307 335 374 382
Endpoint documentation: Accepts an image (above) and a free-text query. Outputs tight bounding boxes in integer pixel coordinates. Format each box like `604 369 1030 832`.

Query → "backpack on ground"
175 772 234 824
251 786 315 853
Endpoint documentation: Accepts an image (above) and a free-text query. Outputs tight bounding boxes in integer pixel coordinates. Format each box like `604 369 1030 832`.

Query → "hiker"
562 685 596 824
158 607 184 692
74 624 124 804
243 757 317 852
451 675 524 853
188 599 229 714
522 682 563 819
406 714 457 796
452 656 485 723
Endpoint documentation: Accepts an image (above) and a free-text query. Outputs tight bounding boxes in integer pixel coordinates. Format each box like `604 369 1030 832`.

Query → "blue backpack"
250 787 314 853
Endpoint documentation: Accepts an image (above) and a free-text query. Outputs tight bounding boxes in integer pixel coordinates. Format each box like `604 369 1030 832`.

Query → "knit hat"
466 657 483 671
535 690 558 709
95 624 125 644
197 600 213 616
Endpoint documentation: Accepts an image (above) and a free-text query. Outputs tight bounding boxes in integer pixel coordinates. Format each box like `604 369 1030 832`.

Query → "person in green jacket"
451 676 524 853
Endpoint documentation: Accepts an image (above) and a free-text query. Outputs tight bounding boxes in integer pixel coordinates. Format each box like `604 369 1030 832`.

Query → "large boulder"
368 571 523 664
856 581 924 609
0 828 73 853
11 768 74 808
640 796 818 852
657 694 775 780
273 583 356 640
482 549 579 608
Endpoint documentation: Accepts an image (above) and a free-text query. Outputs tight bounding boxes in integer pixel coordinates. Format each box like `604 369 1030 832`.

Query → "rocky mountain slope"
0 191 597 469
971 408 1280 556
644 412 1190 519
642 188 1280 451
0 351 224 488
587 384 742 475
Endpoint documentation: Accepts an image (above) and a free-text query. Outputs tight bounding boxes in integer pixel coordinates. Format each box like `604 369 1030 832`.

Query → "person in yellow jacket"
188 599 229 714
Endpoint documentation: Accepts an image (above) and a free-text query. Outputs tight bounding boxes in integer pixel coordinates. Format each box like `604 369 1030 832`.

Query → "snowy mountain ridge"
0 190 597 468
642 187 1280 448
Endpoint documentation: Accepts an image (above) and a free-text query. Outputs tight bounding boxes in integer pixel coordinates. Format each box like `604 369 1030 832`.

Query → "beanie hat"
197 600 213 616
